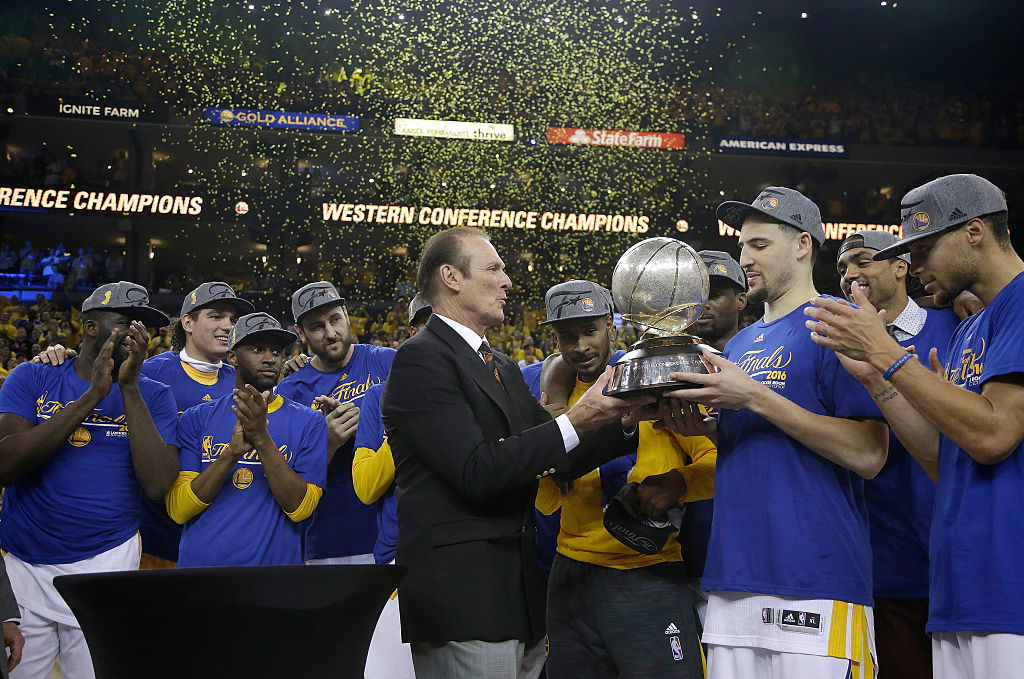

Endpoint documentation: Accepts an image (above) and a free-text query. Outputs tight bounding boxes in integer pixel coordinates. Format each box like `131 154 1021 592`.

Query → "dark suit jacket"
381 315 637 644
0 556 18 679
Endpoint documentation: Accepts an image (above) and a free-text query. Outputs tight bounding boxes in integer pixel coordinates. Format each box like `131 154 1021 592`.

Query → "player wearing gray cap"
28 281 256 570
275 281 394 565
0 281 179 678
536 280 713 679
676 251 747 627
807 174 1024 677
835 229 960 679
168 313 326 567
661 188 888 679
350 294 430 679
137 282 254 568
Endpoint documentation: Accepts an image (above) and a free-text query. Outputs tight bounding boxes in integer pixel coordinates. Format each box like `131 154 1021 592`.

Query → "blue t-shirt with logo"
867 308 959 599
138 351 236 561
928 272 1024 634
275 343 395 560
176 394 327 567
704 300 881 606
0 359 178 564
351 382 396 565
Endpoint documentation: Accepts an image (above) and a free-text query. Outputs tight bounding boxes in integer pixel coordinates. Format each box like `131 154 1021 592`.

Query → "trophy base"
606 335 715 398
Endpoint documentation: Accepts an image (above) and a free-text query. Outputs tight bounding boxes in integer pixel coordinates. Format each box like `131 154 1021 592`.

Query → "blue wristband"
883 352 913 380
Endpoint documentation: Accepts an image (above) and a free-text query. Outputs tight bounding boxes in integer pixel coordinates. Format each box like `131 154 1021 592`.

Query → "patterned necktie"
478 342 502 384
886 324 899 340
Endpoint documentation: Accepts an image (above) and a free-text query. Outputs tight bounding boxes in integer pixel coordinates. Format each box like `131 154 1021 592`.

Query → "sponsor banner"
27 95 169 123
393 118 515 142
719 220 901 240
547 127 685 150
0 187 203 216
716 136 847 158
321 202 649 234
203 107 359 132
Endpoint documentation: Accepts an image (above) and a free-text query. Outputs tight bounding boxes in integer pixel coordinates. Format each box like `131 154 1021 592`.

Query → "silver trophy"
606 237 714 397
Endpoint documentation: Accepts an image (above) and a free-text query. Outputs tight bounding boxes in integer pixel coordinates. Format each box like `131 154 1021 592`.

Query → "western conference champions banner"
203 107 360 132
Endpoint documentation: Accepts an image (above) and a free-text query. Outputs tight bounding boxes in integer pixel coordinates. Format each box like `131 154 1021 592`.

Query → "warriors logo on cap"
912 212 930 231
540 280 614 325
712 264 728 276
228 312 298 350
761 197 779 210
292 282 344 323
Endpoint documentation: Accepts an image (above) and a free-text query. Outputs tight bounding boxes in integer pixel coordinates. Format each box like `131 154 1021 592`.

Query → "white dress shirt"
434 313 581 452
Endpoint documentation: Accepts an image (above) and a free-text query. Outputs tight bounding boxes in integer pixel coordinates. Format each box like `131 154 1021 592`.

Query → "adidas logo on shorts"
664 623 680 635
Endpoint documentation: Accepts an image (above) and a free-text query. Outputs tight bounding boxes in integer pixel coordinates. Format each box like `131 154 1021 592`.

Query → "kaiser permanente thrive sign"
547 127 685 150
0 187 203 215
322 202 649 233
204 107 359 132
394 118 515 142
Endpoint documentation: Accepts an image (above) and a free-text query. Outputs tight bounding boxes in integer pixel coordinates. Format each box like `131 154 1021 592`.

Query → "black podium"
54 564 406 679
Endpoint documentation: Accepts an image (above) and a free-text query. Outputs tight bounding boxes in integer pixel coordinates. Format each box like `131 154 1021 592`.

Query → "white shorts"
364 588 414 679
932 631 1024 679
707 645 853 679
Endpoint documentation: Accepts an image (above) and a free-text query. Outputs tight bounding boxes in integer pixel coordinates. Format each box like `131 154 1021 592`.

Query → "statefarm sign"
322 203 650 234
547 127 685 150
718 220 902 240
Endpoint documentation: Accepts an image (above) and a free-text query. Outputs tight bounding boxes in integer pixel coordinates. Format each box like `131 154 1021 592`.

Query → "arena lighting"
544 16 551 23
397 13 405 19
801 12 808 18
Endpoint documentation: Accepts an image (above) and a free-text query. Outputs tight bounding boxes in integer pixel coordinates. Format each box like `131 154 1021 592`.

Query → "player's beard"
315 329 355 365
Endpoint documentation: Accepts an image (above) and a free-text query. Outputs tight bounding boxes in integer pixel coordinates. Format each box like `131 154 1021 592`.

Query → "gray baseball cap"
408 293 432 326
717 186 825 244
838 230 910 263
874 174 1008 260
540 280 614 326
82 281 169 328
228 312 299 351
699 250 746 291
291 281 345 323
180 281 255 317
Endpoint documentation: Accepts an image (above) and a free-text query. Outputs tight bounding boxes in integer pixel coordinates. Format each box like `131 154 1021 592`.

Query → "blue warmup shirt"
352 383 396 565
275 344 395 560
138 351 236 561
176 394 327 567
867 308 959 599
929 272 1024 634
705 300 881 606
0 359 178 564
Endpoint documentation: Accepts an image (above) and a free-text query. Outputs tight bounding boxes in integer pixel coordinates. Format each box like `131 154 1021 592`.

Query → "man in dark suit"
382 227 651 679
0 556 23 678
